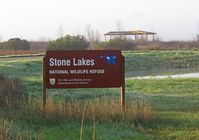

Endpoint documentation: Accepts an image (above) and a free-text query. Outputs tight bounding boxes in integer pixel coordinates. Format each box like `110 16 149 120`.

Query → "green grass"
124 50 199 77
0 50 199 139
127 78 199 94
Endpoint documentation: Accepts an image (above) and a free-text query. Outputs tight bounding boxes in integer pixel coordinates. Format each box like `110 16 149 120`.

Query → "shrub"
1 38 31 50
92 42 107 50
0 74 27 108
0 43 3 50
107 38 136 50
93 38 136 50
135 40 199 50
48 35 89 50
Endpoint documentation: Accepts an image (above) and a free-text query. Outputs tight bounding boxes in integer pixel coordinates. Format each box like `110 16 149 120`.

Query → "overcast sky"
0 0 199 41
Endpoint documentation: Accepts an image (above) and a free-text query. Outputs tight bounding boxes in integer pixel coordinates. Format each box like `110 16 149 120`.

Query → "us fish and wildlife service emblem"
49 78 56 85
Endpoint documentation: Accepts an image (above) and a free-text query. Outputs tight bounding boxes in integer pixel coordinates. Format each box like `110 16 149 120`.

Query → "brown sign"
43 50 123 88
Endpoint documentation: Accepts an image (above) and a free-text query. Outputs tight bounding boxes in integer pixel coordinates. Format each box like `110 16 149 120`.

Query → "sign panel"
44 50 123 88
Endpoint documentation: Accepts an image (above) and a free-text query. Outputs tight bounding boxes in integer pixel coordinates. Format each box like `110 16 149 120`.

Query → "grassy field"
123 50 199 77
0 50 199 140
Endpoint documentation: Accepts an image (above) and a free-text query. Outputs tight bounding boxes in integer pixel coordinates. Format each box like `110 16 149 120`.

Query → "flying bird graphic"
100 55 117 65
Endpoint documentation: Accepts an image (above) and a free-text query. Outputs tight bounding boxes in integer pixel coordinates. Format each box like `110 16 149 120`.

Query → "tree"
196 34 199 42
95 30 101 43
57 24 64 38
48 35 89 50
0 42 3 49
85 24 101 49
1 38 31 50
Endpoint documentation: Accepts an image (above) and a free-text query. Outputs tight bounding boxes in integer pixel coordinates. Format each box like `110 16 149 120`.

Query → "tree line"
48 35 136 50
1 34 199 51
0 35 136 51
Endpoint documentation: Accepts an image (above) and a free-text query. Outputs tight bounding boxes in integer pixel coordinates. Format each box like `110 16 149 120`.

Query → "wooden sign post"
42 57 47 114
42 50 125 113
121 55 125 112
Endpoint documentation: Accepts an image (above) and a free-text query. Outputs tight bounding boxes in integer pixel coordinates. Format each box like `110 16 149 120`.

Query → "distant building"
104 30 157 41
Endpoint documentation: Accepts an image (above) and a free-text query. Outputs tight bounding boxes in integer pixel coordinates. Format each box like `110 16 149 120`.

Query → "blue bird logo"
100 55 117 65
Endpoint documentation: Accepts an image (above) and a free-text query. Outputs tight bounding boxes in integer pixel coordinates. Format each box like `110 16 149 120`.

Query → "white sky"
0 0 199 41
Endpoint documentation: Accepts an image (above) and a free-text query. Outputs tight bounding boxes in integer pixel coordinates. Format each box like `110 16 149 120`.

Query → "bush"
1 38 31 50
93 38 136 50
0 75 27 108
135 40 199 51
94 39 199 51
0 43 3 50
108 38 136 50
48 35 89 50
92 42 107 50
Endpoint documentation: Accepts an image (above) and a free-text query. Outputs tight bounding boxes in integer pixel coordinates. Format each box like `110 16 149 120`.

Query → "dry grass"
0 118 13 140
0 50 42 56
31 97 154 124
0 117 43 140
0 98 154 140
0 75 27 108
0 97 154 140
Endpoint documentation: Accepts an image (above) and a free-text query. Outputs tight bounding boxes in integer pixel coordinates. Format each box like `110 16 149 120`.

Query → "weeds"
0 118 12 140
0 95 154 140
34 97 155 124
0 116 43 140
0 74 27 108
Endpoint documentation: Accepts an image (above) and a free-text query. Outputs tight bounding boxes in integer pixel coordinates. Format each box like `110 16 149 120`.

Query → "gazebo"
104 30 157 41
